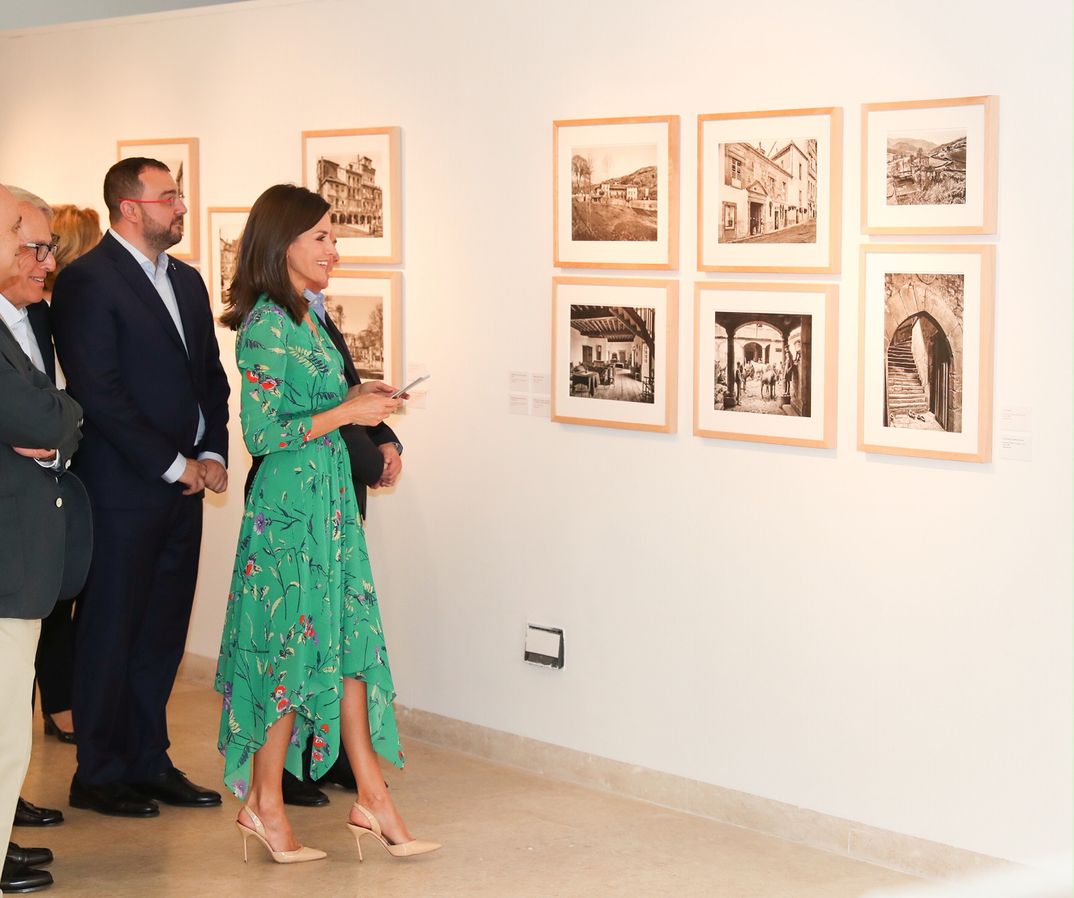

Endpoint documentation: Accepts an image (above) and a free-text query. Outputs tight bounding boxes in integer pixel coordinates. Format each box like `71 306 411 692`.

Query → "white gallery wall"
1 0 1070 867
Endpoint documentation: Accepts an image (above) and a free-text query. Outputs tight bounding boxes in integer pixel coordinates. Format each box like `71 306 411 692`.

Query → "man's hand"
13 447 57 460
177 458 207 496
201 459 228 494
375 443 402 488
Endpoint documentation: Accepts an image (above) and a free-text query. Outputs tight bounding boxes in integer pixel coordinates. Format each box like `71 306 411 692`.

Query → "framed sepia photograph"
302 127 402 264
698 107 841 273
323 270 402 387
859 245 995 462
694 282 838 448
552 277 677 432
553 116 679 269
861 96 998 234
206 207 249 315
118 137 199 260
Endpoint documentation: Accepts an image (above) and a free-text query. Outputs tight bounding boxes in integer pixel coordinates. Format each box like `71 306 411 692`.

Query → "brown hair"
219 184 329 331
103 157 170 222
46 205 103 291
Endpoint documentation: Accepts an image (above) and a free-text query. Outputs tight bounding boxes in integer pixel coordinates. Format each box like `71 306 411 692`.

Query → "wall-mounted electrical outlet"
524 625 564 669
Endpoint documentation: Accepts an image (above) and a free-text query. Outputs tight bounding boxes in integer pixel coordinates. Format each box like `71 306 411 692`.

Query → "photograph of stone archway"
883 272 963 432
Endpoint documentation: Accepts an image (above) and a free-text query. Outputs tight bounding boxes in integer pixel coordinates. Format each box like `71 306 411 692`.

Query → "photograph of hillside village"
571 144 659 241
886 129 967 205
716 138 818 244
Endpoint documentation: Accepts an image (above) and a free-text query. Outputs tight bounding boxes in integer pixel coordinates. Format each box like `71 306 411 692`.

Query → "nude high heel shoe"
346 803 441 860
236 806 327 864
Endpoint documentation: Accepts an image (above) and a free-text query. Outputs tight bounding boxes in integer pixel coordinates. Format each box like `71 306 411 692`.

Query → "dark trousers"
35 598 76 714
72 494 203 785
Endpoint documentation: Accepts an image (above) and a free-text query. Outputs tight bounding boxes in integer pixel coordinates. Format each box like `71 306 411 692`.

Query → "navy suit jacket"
50 232 229 508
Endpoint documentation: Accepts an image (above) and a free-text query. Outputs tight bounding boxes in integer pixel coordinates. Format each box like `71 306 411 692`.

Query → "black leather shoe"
282 769 329 807
6 844 53 869
13 799 63 828
128 769 221 807
69 778 159 817
0 859 53 893
320 761 357 791
42 714 76 745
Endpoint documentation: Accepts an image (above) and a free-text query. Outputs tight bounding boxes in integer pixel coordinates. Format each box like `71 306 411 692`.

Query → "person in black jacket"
50 158 230 818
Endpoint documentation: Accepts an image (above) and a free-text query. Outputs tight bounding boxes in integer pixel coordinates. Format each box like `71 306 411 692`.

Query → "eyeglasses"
20 238 60 262
119 193 185 209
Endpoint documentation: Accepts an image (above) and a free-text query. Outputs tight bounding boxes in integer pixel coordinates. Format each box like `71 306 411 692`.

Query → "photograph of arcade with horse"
711 314 812 416
883 272 963 432
568 304 656 404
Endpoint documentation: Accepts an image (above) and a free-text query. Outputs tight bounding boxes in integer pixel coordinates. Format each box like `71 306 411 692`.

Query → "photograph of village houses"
717 139 817 243
886 129 967 205
325 294 386 380
710 313 812 416
883 273 963 432
571 144 659 241
568 304 656 403
316 151 385 238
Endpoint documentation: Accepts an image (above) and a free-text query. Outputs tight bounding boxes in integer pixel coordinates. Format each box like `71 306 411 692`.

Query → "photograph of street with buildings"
568 304 656 403
716 139 818 244
570 143 658 241
883 273 964 432
710 313 812 417
886 128 967 205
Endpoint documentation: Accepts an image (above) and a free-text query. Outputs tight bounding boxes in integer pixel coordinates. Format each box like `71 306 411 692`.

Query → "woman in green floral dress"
215 185 437 863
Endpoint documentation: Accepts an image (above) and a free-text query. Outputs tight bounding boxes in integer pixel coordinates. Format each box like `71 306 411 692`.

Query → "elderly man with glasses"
50 158 230 819
0 183 89 894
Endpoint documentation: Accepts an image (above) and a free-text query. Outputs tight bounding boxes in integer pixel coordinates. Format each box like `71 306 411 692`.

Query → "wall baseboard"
180 653 1011 880
393 705 1014 882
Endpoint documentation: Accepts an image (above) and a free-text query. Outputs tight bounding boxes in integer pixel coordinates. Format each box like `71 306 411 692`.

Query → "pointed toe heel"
346 802 440 861
236 806 326 864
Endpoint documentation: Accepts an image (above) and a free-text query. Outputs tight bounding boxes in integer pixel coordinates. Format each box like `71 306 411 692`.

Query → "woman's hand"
340 391 400 427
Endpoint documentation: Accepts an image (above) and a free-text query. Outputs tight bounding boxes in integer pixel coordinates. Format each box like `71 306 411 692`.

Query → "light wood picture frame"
552 276 677 432
302 127 402 264
324 270 403 387
698 107 842 273
553 115 679 270
117 137 199 260
694 282 838 448
859 245 995 462
861 96 998 235
206 206 249 315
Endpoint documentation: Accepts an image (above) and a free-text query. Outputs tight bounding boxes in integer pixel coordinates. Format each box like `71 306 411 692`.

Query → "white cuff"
197 451 226 468
162 453 186 483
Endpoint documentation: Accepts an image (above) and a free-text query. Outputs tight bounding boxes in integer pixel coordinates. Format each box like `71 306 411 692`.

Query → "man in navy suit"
51 158 230 817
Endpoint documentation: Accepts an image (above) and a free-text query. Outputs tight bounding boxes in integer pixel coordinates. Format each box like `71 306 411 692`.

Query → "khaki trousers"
0 617 41 861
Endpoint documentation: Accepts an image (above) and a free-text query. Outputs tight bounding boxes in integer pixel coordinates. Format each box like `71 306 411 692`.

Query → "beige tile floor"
18 679 918 897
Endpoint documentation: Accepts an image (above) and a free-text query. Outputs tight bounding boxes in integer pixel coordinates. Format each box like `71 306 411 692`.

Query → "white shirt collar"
109 227 168 275
0 292 28 332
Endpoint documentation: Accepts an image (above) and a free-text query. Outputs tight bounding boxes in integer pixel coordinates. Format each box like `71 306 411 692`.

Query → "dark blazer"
245 309 399 519
0 317 84 619
49 232 230 507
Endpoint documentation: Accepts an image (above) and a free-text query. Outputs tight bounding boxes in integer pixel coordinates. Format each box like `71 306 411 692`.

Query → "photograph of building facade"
883 273 963 431
717 139 817 243
316 154 384 237
568 304 656 403
710 314 811 415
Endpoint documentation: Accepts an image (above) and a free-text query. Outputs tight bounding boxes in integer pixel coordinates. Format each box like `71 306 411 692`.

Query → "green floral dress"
214 296 403 800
